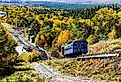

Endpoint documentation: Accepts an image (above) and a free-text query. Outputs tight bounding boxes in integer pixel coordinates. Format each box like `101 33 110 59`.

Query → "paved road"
32 63 99 82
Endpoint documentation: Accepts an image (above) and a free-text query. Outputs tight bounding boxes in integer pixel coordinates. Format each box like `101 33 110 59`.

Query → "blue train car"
61 41 88 57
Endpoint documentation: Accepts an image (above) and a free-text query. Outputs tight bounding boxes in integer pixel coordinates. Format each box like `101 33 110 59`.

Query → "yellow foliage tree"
87 34 94 44
56 30 72 47
53 19 61 25
18 50 39 62
108 28 116 39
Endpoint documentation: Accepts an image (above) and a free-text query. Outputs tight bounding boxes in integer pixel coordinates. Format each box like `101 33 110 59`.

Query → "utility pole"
16 12 17 28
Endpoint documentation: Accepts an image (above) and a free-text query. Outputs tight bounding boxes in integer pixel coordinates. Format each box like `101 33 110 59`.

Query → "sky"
30 0 120 3
4 0 120 3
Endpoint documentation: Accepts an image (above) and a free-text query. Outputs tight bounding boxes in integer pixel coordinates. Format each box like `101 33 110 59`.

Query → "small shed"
28 27 35 43
28 27 34 35
0 11 6 16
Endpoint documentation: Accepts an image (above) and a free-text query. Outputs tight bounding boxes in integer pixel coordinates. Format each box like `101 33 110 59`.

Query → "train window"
74 49 78 52
73 44 77 48
81 43 87 49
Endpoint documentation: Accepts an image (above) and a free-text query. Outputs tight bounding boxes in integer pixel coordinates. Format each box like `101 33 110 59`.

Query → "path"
32 63 99 82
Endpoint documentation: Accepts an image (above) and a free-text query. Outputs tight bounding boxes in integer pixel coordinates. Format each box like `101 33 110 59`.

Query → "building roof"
0 11 6 16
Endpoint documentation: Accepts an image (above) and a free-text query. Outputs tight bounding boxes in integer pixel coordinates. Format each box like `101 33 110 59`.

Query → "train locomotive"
61 41 88 57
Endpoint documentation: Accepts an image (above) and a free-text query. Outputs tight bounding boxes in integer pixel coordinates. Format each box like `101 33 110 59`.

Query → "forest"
0 5 121 57
0 4 121 82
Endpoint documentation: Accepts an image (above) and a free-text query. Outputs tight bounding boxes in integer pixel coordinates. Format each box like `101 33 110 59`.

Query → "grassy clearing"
0 61 45 82
89 39 121 54
44 58 121 82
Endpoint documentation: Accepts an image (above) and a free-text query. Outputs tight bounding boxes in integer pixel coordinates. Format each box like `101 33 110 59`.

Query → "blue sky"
30 0 119 3
5 0 119 3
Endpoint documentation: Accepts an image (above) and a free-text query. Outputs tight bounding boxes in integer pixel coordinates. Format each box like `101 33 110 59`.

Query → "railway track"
76 53 120 60
1 23 52 59
13 29 53 59
60 52 121 61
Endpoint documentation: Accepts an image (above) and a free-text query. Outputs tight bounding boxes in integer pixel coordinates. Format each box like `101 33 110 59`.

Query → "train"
61 40 88 57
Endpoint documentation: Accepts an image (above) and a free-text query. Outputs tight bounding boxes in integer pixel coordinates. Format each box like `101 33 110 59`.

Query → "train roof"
0 11 6 13
28 27 34 31
73 40 88 43
61 40 88 47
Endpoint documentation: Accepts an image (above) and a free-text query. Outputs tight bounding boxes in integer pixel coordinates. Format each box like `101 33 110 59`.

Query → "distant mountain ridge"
0 1 120 9
0 0 120 4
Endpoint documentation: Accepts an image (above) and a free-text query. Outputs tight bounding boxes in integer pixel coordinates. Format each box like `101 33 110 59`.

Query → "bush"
44 58 121 81
18 50 43 62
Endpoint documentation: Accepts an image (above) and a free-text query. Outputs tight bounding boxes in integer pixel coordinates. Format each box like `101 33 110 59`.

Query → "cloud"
94 0 117 3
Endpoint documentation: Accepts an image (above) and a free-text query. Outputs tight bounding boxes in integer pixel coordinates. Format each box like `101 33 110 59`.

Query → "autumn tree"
0 25 17 77
108 28 116 39
56 30 72 47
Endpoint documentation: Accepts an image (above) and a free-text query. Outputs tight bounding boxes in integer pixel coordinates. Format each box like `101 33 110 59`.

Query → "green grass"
13 62 31 70
1 71 44 82
0 61 45 82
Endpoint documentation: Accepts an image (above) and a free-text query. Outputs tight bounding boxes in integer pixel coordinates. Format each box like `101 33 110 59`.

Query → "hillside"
44 57 121 82
0 61 45 82
42 39 121 81
43 39 121 81
89 39 121 54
